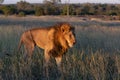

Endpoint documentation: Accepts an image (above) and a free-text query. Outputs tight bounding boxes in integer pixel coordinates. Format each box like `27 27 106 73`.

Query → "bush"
1 5 16 16
35 7 44 16
18 12 26 17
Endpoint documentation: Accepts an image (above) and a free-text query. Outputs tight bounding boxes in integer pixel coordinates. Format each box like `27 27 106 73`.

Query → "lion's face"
64 30 76 47
64 26 76 47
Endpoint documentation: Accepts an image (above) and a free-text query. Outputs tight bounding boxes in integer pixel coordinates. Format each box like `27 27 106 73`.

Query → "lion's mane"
48 23 73 57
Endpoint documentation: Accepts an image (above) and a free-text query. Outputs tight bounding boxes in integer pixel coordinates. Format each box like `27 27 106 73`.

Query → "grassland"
0 16 120 80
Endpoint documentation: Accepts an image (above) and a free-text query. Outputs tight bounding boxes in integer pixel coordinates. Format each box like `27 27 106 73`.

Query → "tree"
81 5 90 15
17 1 33 15
66 0 70 16
69 5 76 15
35 6 44 16
61 0 70 16
75 8 81 15
1 5 16 16
43 0 61 4
61 5 67 15
51 0 61 4
43 1 60 15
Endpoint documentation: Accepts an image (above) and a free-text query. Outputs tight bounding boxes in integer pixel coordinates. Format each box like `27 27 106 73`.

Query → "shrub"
1 5 15 16
35 6 44 16
18 12 26 17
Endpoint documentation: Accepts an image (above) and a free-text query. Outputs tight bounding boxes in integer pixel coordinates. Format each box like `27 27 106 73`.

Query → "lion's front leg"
55 56 64 79
55 57 62 70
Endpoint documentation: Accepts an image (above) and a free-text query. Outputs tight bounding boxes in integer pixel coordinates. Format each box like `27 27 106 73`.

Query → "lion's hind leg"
23 41 35 63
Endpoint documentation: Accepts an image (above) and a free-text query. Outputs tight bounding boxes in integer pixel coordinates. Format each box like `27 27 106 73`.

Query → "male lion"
18 22 76 76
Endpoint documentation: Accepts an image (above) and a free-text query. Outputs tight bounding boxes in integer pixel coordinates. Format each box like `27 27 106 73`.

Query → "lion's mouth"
68 40 76 48
67 41 73 48
69 43 73 47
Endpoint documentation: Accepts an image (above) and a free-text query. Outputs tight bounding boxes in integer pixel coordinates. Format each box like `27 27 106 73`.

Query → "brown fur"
18 22 76 69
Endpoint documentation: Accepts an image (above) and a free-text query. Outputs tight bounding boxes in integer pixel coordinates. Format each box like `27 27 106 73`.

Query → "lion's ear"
61 25 70 33
61 26 65 33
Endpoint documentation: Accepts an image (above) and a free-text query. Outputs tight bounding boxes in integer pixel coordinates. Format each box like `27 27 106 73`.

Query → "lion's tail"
17 38 23 53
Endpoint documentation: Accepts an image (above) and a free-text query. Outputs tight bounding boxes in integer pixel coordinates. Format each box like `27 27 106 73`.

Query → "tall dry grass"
0 17 120 80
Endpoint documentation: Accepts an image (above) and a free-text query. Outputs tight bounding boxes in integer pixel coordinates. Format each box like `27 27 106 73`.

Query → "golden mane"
49 23 72 57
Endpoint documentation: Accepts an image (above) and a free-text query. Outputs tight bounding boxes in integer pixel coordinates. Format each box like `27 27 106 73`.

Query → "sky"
1 0 120 4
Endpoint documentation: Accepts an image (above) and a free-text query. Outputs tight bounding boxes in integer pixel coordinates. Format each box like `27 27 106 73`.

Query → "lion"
18 22 76 76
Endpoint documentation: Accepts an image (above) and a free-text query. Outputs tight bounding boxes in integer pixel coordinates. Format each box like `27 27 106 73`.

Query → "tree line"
0 1 120 17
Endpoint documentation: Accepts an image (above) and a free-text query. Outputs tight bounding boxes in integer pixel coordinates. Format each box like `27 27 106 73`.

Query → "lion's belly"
36 42 45 49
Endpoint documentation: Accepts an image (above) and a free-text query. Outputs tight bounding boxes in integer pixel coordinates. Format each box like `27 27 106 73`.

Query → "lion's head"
60 23 75 47
49 23 76 57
